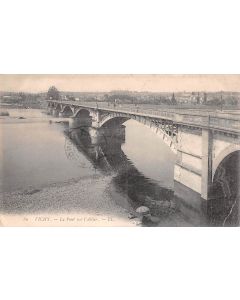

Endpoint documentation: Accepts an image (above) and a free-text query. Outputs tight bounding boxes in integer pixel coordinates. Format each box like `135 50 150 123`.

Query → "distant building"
171 93 177 105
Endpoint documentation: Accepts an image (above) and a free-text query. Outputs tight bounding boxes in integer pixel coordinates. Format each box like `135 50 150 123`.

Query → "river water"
0 108 202 226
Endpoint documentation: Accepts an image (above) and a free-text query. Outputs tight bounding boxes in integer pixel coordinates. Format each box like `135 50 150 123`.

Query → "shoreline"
0 174 138 227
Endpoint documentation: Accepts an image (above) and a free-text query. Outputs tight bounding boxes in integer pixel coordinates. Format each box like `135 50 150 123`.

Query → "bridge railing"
81 102 176 119
173 114 240 132
173 114 210 126
209 116 240 132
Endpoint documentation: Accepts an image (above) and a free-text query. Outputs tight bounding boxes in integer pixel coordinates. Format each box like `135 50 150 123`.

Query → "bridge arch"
212 144 240 179
70 108 92 127
74 108 91 118
61 105 74 116
99 113 177 153
101 116 130 128
47 102 54 108
209 148 240 226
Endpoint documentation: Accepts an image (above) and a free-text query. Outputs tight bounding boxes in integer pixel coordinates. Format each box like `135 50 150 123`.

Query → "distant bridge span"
47 100 240 222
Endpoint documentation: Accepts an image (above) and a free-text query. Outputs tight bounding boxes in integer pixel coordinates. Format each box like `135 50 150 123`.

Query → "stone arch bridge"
47 100 240 224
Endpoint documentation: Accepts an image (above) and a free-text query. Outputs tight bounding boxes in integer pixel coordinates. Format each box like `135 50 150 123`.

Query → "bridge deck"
48 100 240 134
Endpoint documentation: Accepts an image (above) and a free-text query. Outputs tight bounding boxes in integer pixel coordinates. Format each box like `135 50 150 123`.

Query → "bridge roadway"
48 100 240 134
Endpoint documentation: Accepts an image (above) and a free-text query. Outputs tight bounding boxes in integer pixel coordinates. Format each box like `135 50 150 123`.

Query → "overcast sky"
0 75 240 93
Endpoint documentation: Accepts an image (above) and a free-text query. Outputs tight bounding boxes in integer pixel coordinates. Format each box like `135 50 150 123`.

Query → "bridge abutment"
59 111 67 117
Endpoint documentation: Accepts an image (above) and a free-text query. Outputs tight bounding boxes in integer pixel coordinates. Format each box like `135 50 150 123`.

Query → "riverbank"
0 100 46 109
0 175 196 227
0 175 138 227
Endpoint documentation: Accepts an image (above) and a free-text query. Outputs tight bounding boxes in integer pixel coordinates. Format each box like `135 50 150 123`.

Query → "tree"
47 86 60 100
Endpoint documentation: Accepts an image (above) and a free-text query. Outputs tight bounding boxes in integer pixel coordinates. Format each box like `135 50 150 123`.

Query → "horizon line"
1 89 240 94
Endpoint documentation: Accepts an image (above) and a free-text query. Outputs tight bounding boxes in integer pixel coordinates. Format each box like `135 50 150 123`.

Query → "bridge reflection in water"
64 123 177 224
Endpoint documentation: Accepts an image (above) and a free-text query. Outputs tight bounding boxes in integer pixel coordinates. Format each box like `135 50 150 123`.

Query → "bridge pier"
68 117 126 146
88 127 101 144
59 111 72 117
173 126 213 223
47 107 53 115
52 108 59 117
59 112 65 117
69 117 92 129
174 127 213 200
88 125 126 145
174 127 202 193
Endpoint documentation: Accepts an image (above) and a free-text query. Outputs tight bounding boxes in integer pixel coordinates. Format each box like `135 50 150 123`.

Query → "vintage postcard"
0 74 239 226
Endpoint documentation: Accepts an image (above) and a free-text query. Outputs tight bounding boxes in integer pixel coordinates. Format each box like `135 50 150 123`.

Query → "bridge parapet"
209 116 240 132
173 113 209 126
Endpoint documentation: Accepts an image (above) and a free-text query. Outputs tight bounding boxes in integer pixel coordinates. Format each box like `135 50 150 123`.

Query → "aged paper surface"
0 75 239 226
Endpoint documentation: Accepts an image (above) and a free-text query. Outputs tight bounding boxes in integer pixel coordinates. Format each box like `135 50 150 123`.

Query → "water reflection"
65 124 175 215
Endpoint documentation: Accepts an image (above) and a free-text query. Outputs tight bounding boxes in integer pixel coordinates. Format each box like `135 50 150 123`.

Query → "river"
0 108 203 226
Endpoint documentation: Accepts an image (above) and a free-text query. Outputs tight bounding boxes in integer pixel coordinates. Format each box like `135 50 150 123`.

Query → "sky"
0 75 240 93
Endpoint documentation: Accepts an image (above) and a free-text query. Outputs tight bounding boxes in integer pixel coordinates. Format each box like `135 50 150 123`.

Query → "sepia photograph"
1 1 240 300
0 74 239 227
